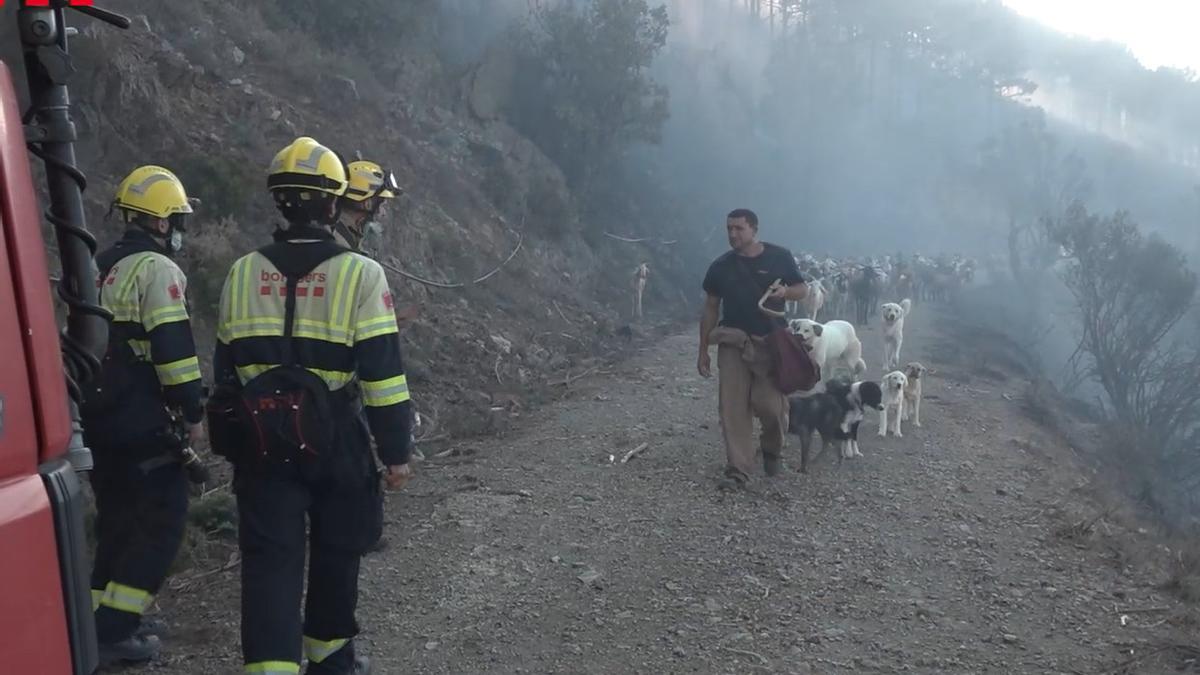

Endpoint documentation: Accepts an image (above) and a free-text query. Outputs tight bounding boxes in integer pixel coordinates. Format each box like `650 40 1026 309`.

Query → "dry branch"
620 442 649 464
603 232 649 243
550 365 607 386
553 300 575 325
414 410 438 442
168 552 241 592
1113 606 1172 614
602 231 676 246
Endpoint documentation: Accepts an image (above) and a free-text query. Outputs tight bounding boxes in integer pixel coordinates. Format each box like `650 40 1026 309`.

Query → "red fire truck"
1 2 131 673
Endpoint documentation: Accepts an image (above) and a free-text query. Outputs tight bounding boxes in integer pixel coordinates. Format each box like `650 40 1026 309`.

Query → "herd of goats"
785 253 978 324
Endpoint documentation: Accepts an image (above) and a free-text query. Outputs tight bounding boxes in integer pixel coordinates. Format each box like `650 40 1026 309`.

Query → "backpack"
226 239 351 478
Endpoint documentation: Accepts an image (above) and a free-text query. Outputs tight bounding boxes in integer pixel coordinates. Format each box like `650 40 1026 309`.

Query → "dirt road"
157 304 1191 674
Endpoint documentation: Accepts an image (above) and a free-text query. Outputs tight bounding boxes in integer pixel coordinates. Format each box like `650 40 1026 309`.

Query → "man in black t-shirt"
699 209 807 488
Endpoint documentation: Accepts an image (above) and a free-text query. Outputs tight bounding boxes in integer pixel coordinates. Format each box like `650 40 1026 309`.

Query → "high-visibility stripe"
155 355 202 386
331 256 360 332
128 338 152 359
223 317 352 344
99 581 153 615
303 636 350 663
243 256 256 321
91 588 103 611
235 363 355 390
244 662 300 674
223 320 284 340
231 256 248 322
103 253 157 324
329 255 351 332
345 257 367 331
114 253 155 305
361 374 410 407
106 301 141 322
144 303 189 331
354 314 399 341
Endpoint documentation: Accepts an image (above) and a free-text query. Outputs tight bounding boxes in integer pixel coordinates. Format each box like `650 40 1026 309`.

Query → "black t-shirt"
702 243 804 337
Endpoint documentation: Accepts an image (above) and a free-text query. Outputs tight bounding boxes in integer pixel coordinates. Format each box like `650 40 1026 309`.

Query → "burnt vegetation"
1047 205 1200 526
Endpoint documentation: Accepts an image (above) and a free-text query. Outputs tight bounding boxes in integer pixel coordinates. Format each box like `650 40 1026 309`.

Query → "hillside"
2 0 697 438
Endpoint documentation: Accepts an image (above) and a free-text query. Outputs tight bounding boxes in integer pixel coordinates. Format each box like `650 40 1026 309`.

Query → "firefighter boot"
98 633 161 667
307 654 370 675
135 616 170 639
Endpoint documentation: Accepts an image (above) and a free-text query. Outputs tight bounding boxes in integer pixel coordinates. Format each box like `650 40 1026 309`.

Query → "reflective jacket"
86 230 204 439
213 226 413 465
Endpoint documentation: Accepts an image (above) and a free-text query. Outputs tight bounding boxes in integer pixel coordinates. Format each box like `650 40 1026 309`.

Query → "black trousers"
90 445 188 643
236 465 381 674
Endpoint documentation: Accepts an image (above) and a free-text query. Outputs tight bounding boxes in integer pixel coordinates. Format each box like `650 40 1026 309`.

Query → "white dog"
788 318 867 380
880 298 912 372
878 370 908 437
902 362 927 428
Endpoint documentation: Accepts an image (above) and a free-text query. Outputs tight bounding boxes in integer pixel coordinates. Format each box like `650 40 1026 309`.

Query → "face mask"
168 229 184 253
359 220 383 255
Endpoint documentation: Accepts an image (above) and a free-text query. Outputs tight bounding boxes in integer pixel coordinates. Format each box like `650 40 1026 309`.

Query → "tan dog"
902 362 927 428
878 370 908 437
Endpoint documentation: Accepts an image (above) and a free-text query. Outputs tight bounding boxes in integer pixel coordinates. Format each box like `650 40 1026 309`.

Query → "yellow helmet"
112 166 193 219
343 160 400 203
266 136 348 196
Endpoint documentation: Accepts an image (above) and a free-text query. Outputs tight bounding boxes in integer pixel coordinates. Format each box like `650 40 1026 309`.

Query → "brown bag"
730 254 821 394
764 326 821 394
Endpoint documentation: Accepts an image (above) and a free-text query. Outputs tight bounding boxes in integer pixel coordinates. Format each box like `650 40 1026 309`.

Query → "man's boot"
716 467 747 491
763 453 783 477
98 634 160 667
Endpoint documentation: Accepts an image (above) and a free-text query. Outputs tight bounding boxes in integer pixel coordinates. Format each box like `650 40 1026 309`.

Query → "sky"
1003 0 1200 72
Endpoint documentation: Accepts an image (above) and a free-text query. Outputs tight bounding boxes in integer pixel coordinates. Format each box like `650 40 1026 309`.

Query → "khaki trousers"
711 327 788 481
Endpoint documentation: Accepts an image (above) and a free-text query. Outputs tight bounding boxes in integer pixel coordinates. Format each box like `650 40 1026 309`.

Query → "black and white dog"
787 379 884 473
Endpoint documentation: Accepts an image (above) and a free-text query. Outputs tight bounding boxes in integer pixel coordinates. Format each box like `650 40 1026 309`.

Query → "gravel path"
151 303 1192 674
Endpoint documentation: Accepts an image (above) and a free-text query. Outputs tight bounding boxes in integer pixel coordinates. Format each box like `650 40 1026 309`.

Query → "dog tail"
900 298 912 314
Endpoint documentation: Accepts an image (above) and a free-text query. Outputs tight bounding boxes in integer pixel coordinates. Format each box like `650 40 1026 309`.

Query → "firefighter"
331 159 418 332
210 137 413 675
332 159 399 254
331 159 405 555
83 165 204 666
